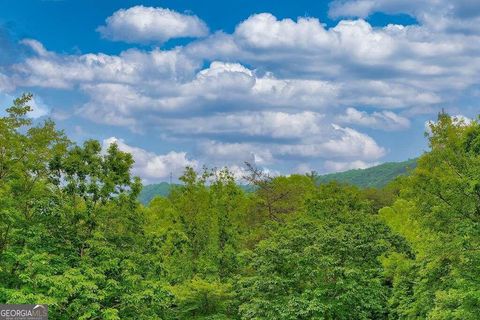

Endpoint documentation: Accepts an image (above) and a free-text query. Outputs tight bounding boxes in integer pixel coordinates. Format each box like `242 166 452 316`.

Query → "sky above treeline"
1 0 479 183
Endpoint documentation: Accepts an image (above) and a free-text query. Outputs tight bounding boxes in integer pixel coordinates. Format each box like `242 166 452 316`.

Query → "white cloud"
200 141 273 165
228 12 480 84
234 13 331 50
11 11 480 119
165 111 326 139
199 124 385 165
197 61 253 78
217 164 281 182
97 6 208 44
233 14 396 63
14 41 200 89
337 107 410 130
329 0 480 34
340 80 442 109
10 8 480 173
0 72 13 92
252 73 338 109
181 61 338 110
74 61 337 128
277 125 385 160
102 137 281 182
28 96 50 118
14 14 475 128
329 0 377 18
103 137 198 183
20 39 50 57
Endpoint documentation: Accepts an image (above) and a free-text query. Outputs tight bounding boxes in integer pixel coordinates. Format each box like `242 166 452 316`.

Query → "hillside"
317 158 417 188
138 182 178 205
139 159 417 204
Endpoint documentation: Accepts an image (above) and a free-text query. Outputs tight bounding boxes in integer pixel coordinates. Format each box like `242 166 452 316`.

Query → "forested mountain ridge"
317 158 417 188
138 182 176 204
139 159 417 204
1 94 479 319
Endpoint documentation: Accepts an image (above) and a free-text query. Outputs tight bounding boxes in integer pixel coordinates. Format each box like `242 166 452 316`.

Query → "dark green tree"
236 183 408 319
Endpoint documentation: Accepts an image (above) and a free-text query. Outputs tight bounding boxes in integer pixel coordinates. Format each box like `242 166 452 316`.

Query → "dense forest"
139 159 417 204
1 94 479 319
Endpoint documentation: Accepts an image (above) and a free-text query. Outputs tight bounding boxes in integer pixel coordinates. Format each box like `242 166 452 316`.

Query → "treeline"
0 94 479 319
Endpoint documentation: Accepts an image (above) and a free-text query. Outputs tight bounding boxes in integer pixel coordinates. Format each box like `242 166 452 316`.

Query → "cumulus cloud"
103 137 198 183
227 13 480 85
340 80 442 110
232 13 394 64
13 41 200 89
452 115 473 125
232 14 397 67
337 107 410 130
234 13 331 50
14 15 474 125
165 111 325 139
329 0 480 21
73 61 336 128
200 141 273 166
7 6 480 176
181 61 337 110
277 125 385 160
97 6 209 44
181 14 477 116
329 0 480 34
199 124 385 165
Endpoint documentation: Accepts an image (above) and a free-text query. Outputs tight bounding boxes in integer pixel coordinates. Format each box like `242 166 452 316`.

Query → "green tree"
145 167 247 319
381 114 480 319
236 183 407 319
0 94 172 319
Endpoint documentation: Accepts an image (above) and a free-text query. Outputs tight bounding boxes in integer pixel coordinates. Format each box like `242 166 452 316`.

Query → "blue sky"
1 0 479 182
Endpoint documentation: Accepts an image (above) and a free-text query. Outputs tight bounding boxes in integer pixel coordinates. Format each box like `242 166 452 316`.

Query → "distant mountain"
317 158 417 188
138 182 178 205
138 182 256 205
139 159 417 204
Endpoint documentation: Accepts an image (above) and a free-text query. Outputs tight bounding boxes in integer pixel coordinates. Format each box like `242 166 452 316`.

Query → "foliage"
140 159 415 205
236 183 408 320
1 95 480 319
380 114 480 319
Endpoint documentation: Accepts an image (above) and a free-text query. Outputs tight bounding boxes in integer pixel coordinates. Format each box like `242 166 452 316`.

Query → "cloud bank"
2 3 480 181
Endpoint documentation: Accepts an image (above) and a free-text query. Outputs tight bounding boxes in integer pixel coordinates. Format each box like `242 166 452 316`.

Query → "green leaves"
0 94 156 319
169 277 233 319
236 185 404 320
380 113 480 319
59 139 138 206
